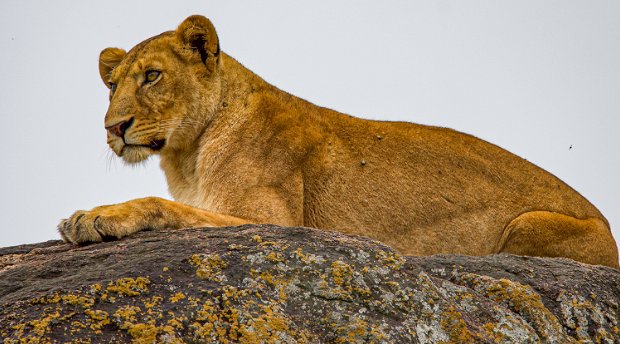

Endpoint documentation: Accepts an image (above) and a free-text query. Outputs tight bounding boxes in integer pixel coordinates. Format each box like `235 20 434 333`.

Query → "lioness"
59 15 618 268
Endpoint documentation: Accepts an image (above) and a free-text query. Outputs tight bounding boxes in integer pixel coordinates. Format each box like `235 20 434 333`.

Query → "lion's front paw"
58 210 105 244
58 205 139 244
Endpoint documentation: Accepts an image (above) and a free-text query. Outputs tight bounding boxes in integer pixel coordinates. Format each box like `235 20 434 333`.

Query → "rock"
0 224 618 343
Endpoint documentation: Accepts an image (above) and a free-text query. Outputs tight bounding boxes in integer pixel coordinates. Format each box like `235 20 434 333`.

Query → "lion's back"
301 112 604 254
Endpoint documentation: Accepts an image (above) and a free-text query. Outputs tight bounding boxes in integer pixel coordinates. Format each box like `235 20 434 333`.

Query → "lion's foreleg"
58 197 249 244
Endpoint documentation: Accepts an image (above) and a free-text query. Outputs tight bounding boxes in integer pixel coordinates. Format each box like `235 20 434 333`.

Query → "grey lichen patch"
454 272 574 343
291 247 325 265
557 290 618 343
437 280 540 343
245 239 497 342
227 234 482 342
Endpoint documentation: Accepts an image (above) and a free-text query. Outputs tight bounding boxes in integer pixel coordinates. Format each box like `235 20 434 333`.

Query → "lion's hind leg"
495 211 619 268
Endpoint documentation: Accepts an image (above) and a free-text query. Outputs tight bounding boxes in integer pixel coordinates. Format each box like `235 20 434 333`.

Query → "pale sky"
0 1 618 251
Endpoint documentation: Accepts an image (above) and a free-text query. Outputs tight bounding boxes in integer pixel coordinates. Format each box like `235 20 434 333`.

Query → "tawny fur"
59 15 619 268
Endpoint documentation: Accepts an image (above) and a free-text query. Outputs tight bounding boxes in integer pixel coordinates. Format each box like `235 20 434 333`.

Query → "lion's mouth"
123 139 166 152
146 139 166 151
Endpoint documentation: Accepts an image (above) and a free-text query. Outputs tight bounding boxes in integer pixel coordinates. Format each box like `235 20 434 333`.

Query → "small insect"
569 145 573 150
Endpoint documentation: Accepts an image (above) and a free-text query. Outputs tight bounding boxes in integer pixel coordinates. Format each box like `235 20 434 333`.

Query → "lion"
58 15 619 268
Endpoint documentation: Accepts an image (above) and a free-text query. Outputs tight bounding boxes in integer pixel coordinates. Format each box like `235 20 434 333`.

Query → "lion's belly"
303 182 503 256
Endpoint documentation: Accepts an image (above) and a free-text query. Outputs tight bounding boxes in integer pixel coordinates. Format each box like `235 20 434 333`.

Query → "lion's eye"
144 70 161 84
109 83 117 95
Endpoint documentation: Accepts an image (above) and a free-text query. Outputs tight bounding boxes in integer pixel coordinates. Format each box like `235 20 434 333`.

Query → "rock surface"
0 224 618 343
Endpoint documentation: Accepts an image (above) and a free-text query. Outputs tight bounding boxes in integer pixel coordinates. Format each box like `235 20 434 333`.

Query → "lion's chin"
112 139 166 165
120 146 154 164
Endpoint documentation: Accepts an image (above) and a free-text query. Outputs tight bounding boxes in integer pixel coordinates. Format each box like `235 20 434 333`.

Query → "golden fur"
59 15 619 268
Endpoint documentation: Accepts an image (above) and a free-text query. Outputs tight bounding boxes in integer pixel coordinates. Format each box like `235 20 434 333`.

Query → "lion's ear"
99 48 126 88
176 15 220 72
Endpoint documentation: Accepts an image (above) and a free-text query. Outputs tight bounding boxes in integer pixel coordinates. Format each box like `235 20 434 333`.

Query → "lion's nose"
106 117 134 138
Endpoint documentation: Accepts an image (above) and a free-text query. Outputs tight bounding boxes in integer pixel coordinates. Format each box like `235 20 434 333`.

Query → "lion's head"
98 15 222 164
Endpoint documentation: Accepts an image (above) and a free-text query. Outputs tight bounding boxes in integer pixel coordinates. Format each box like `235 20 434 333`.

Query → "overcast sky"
0 1 618 251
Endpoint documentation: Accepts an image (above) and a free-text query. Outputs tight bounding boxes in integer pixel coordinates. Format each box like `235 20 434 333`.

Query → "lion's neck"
159 53 307 206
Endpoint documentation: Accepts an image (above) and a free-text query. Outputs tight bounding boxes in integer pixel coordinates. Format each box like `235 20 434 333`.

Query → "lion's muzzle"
106 117 134 140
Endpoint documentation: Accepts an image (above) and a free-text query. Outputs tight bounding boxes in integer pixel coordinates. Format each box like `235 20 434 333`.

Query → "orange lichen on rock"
126 323 159 343
439 306 478 343
189 253 228 282
170 292 186 303
104 277 150 297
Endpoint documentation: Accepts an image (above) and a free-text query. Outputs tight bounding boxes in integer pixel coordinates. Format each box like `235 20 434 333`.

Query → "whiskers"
103 148 118 172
